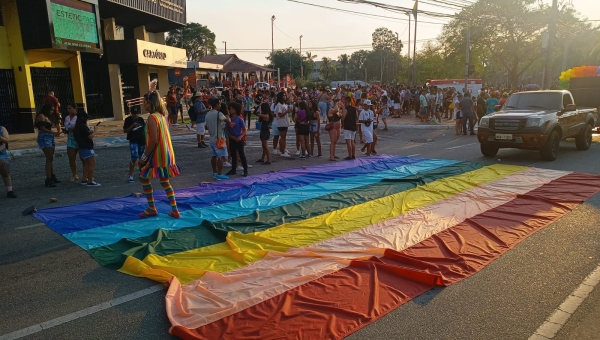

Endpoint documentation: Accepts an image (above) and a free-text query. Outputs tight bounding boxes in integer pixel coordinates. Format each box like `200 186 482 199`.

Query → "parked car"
477 90 599 161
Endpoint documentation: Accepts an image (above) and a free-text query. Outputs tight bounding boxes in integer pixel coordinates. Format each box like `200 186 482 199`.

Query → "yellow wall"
0 0 87 116
0 26 11 69
3 0 35 109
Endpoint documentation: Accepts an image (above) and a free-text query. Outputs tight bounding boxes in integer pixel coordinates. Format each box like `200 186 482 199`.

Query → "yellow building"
0 0 186 133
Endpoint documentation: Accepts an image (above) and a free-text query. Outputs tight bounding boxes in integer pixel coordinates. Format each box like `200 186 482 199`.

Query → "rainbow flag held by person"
34 156 600 339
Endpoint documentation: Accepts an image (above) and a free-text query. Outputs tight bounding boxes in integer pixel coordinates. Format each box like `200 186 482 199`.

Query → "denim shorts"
309 121 319 133
129 143 146 160
210 142 228 157
67 134 78 149
79 148 96 160
37 132 55 149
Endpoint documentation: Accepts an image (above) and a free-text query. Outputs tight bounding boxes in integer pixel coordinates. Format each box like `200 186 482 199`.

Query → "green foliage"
440 0 594 87
337 54 350 81
166 23 216 61
265 48 308 79
320 57 337 81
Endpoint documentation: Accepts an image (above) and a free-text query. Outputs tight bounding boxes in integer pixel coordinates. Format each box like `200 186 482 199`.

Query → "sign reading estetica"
136 40 186 67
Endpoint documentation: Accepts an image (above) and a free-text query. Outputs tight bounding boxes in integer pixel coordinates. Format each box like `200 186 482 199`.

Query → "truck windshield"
503 93 562 111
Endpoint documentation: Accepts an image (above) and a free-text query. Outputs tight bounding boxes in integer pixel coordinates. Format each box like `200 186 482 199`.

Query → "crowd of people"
0 82 520 207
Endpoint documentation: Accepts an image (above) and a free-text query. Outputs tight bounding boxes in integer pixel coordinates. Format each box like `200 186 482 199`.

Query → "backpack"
188 105 198 122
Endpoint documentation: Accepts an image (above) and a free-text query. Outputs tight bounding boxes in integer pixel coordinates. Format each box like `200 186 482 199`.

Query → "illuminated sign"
49 0 102 52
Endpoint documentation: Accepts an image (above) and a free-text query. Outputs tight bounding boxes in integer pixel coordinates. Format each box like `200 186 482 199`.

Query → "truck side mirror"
494 105 501 112
564 104 576 112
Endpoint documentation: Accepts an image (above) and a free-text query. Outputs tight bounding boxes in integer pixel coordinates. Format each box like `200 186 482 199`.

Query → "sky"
187 0 600 66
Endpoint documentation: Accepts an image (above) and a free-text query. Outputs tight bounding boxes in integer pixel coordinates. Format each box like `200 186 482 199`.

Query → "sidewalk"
8 113 457 156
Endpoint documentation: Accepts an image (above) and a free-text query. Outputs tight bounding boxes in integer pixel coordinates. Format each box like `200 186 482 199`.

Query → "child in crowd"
123 106 146 182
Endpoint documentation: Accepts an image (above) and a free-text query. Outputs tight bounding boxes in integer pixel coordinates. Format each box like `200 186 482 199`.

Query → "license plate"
495 133 513 140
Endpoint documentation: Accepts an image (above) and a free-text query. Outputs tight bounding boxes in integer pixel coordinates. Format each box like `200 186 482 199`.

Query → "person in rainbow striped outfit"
137 90 181 219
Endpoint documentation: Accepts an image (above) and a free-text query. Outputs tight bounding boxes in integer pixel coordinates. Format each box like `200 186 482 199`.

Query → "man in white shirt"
358 99 375 156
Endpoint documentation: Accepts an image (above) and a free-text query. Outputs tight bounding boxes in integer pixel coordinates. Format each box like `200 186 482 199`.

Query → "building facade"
0 0 186 133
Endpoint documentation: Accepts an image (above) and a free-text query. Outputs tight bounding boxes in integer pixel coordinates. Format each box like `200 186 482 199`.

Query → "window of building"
0 2 4 26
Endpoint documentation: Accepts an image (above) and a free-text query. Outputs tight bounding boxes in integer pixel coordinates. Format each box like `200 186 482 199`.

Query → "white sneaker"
271 148 279 155
247 164 253 168
236 166 244 171
223 162 232 167
281 152 291 158
128 176 134 183
186 123 194 132
172 123 180 126
295 150 301 156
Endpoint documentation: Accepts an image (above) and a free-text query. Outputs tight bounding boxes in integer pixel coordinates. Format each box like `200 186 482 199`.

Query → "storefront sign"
136 40 186 67
106 0 186 24
174 69 182 77
49 0 102 53
143 49 167 60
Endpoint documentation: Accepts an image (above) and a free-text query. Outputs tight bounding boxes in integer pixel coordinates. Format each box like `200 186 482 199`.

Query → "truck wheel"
480 144 499 158
575 124 592 151
540 130 560 161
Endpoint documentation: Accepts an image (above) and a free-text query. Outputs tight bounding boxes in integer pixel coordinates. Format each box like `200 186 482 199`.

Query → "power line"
273 24 297 41
338 0 457 18
216 38 439 53
286 0 450 25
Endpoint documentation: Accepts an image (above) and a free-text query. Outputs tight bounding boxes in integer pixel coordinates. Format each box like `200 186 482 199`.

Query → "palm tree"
304 52 318 61
337 54 349 81
320 57 336 80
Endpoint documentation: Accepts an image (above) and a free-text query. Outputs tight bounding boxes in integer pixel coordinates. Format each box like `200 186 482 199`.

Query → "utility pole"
406 12 411 84
412 1 418 85
300 35 303 78
542 0 558 90
222 41 227 54
271 15 276 56
464 21 471 94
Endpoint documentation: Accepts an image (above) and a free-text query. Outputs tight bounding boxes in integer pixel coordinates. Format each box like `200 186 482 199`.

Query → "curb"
9 125 455 157
10 133 198 157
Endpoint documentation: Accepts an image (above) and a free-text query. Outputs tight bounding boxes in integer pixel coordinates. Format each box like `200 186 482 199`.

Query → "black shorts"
297 124 310 136
277 126 288 132
260 130 270 141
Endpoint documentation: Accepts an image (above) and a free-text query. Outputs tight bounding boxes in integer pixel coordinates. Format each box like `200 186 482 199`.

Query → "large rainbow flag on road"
35 155 600 339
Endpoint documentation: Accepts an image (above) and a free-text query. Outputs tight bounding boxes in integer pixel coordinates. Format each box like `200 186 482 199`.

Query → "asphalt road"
1 127 599 340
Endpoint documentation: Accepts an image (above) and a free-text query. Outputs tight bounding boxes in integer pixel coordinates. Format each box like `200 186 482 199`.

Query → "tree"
349 50 370 80
440 0 591 87
337 54 350 80
166 23 216 61
372 27 402 54
372 27 403 84
266 48 304 78
320 57 337 80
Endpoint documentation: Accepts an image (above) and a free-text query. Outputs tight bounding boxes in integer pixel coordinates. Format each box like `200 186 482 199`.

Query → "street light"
300 35 303 78
222 41 227 54
271 15 276 56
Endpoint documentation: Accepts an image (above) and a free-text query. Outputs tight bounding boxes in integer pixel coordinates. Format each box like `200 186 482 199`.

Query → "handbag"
215 112 226 150
325 122 333 131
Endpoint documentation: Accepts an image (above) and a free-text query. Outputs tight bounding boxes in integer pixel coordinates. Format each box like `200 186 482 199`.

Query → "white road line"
529 263 600 339
14 223 46 230
445 143 479 150
0 285 164 340
407 154 421 157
